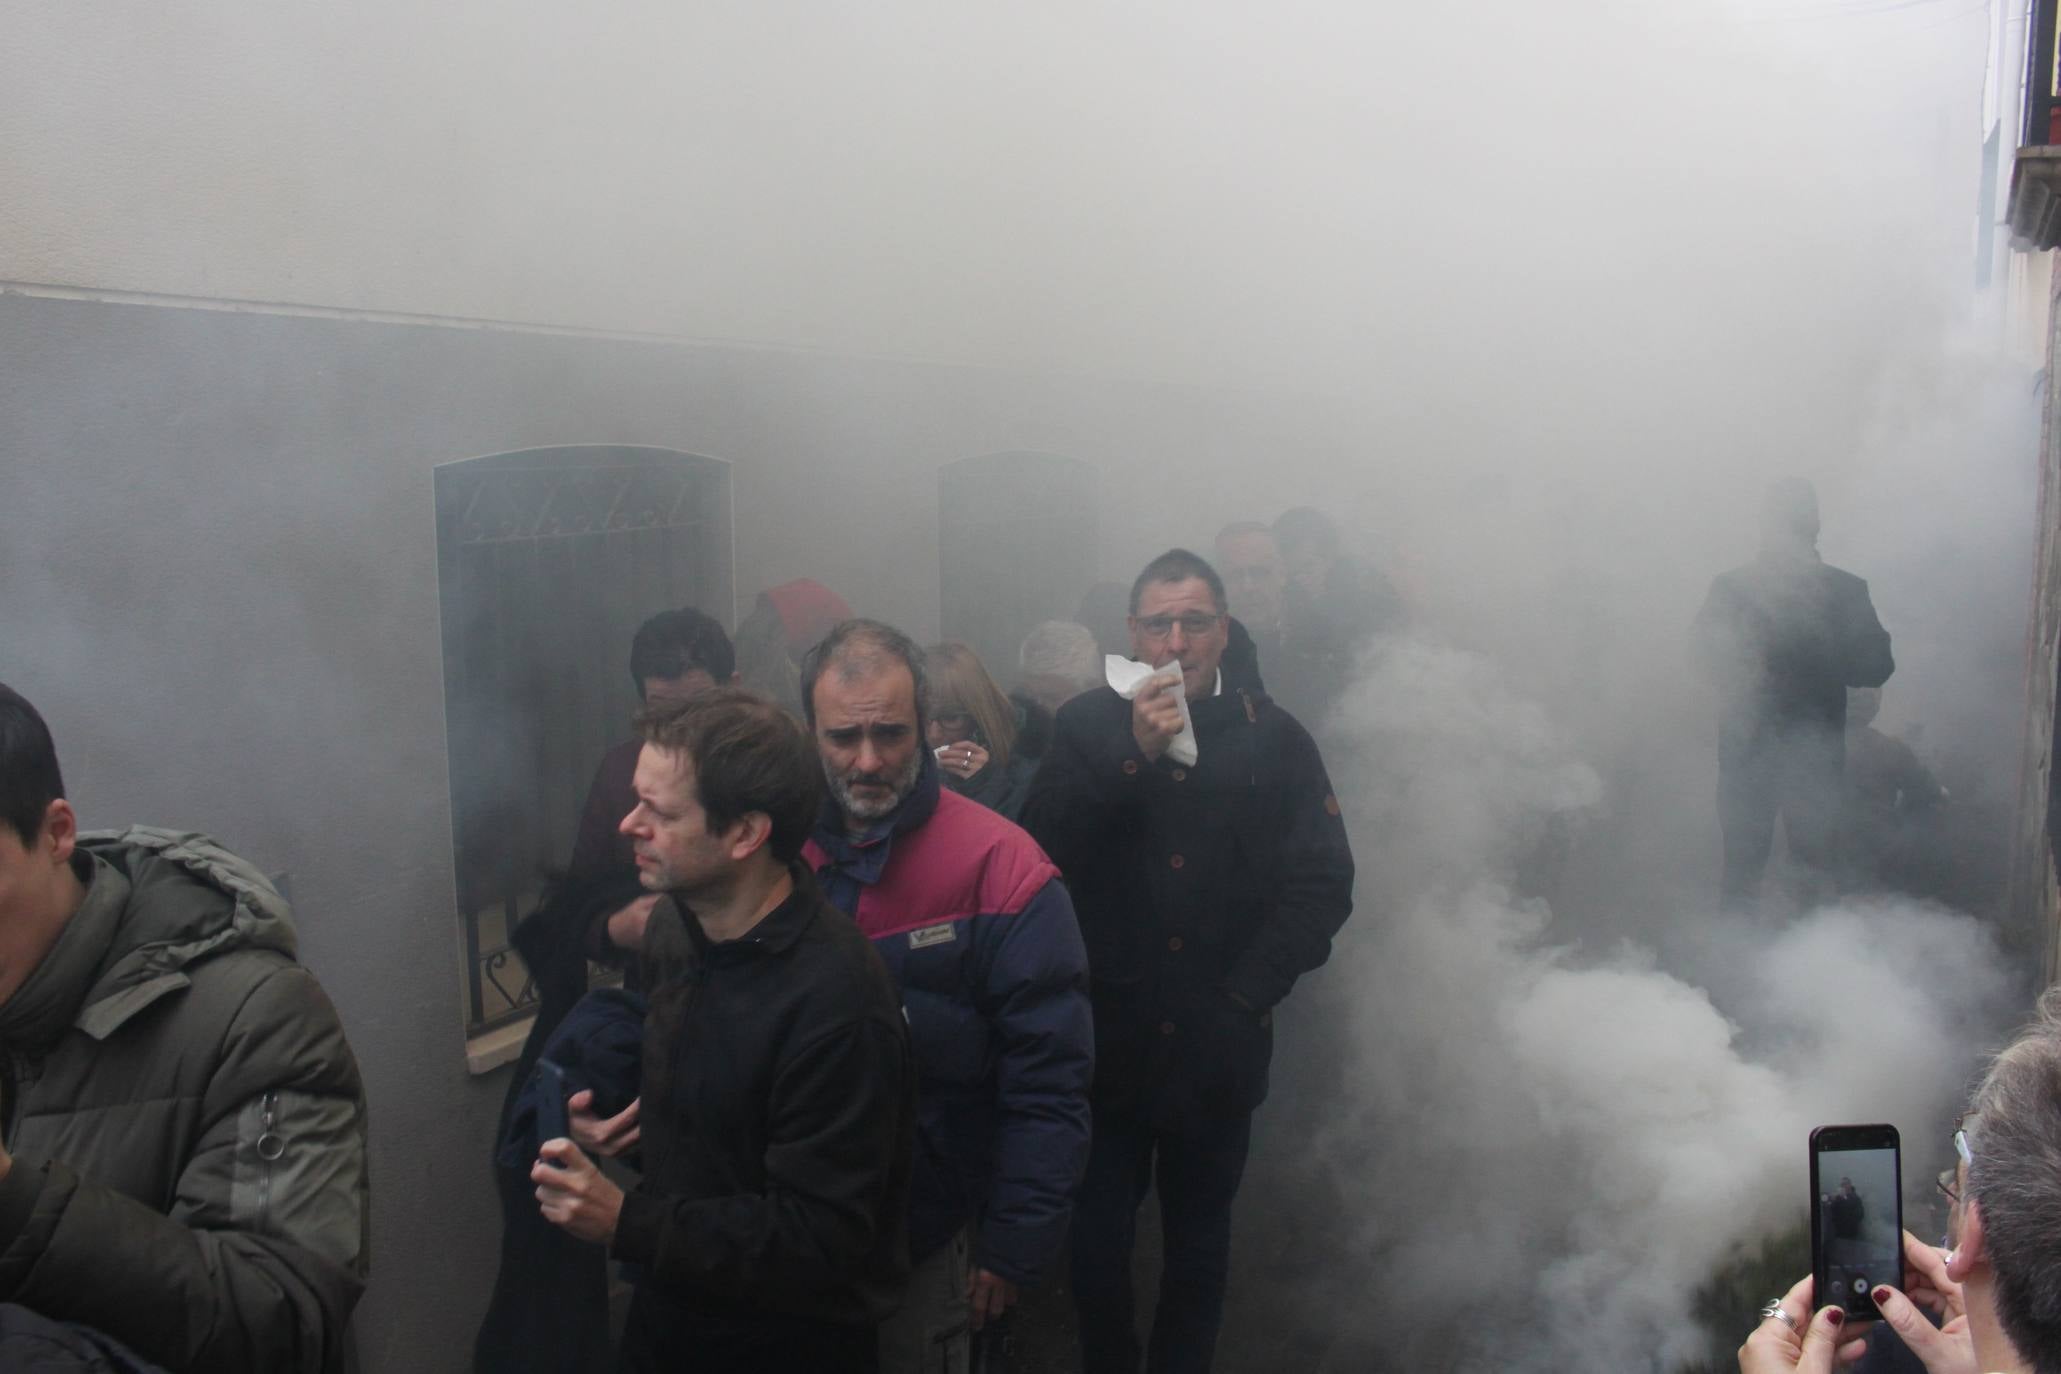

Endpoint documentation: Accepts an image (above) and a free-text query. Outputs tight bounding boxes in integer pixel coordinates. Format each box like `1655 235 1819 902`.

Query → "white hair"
1018 620 1101 688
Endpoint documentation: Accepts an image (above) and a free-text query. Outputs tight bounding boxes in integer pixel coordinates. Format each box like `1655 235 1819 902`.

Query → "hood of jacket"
0 827 299 1049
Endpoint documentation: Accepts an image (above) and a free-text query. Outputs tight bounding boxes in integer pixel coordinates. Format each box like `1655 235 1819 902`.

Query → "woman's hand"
937 741 989 782
1863 1233 1975 1374
1895 1230 1967 1326
1737 1276 1865 1374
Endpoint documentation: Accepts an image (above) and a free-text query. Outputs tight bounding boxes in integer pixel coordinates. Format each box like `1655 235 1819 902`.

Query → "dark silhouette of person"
1692 479 1893 912
1272 506 1408 653
1842 686 1948 897
1828 1178 1864 1241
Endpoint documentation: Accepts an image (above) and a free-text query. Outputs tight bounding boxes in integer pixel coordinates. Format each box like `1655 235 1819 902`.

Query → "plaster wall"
2023 263 2061 984
0 2 1335 388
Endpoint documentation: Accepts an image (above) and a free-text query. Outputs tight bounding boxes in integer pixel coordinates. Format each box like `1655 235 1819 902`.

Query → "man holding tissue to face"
1022 548 1356 1374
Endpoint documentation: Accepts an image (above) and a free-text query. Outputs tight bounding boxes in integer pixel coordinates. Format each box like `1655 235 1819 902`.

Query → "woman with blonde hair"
925 641 1044 822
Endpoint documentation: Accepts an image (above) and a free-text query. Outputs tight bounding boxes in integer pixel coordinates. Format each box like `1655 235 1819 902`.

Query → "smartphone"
533 1059 571 1163
1810 1123 1902 1320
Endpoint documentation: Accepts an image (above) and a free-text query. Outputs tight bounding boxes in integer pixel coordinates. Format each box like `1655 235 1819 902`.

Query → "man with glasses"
1740 993 2061 1374
1023 549 1357 1374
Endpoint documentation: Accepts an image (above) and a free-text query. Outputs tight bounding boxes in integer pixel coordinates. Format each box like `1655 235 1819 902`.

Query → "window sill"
465 1015 536 1075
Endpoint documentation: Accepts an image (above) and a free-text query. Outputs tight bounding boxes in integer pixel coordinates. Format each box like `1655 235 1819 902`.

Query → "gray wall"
0 292 1316 1370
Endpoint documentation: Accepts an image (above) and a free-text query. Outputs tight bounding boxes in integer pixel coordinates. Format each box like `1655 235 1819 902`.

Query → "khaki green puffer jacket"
0 828 369 1373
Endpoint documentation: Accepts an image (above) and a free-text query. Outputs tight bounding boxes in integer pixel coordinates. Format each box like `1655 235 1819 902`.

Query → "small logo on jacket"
908 923 958 949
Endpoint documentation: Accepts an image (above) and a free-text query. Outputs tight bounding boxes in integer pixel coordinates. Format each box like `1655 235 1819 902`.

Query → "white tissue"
1104 655 1199 766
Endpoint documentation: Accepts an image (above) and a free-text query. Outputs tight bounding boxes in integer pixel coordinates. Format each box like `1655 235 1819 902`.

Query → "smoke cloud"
1 0 2038 1368
1303 636 2014 1370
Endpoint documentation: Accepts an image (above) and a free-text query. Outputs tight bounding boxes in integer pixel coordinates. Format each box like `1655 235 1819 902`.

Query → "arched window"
434 446 732 1051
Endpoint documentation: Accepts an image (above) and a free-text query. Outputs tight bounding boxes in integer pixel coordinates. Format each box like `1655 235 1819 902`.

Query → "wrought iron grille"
435 446 733 1038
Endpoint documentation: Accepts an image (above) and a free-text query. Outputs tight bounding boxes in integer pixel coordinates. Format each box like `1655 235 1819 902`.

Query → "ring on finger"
1758 1299 1797 1333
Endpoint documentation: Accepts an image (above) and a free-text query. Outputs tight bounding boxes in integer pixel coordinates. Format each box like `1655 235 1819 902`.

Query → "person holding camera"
1738 990 2061 1374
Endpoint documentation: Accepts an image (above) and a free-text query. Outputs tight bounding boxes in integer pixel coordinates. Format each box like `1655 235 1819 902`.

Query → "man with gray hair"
799 620 1094 1373
1742 989 2061 1374
1018 619 1102 717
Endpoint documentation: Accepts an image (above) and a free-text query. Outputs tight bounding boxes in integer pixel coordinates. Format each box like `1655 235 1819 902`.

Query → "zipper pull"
256 1091 285 1162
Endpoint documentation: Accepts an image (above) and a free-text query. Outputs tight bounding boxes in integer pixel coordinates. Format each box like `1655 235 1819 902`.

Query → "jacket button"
1121 759 1139 776
1159 1020 1176 1036
1167 936 1184 952
1169 854 1184 869
1171 768 1187 781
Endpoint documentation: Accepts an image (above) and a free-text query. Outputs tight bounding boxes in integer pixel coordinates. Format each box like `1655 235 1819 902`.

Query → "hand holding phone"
1810 1123 1902 1321
533 1060 572 1166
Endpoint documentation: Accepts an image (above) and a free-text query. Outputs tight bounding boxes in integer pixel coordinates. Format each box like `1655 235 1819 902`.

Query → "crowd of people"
471 531 1361 1374
0 485 2037 1374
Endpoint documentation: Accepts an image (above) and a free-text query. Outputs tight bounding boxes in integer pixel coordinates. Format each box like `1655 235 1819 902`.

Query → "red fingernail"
1826 1308 1845 1327
1872 1286 1892 1304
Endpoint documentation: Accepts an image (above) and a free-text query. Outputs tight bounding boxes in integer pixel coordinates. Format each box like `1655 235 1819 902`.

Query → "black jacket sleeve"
1221 714 1356 1012
611 1017 909 1296
1836 574 1894 689
1020 692 1151 880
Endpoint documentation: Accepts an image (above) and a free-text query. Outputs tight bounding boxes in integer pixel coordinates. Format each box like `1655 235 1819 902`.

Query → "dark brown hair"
635 687 822 863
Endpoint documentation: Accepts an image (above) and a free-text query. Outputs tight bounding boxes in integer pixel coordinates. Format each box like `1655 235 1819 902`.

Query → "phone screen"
1811 1125 1902 1319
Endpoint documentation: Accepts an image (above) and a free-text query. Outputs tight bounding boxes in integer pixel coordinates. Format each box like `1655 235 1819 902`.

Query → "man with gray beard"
799 620 1094 1374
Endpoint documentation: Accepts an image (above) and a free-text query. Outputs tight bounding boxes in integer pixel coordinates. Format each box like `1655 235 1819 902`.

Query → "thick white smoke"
1307 636 2013 1370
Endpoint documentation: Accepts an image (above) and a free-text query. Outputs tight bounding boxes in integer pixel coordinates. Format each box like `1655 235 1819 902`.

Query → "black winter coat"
1022 685 1355 1130
611 866 914 1352
1691 552 1894 746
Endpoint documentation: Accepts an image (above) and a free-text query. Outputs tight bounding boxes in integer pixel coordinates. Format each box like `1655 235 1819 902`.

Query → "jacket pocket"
227 1088 370 1276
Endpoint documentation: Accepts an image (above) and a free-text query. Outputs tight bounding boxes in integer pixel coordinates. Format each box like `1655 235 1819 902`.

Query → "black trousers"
1718 728 1844 911
1070 1107 1253 1374
617 1292 876 1374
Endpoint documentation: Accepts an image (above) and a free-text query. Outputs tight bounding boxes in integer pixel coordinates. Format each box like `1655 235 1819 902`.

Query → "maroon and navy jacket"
804 755 1092 1286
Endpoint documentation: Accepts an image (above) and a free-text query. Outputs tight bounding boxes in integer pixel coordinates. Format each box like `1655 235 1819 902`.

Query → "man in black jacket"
532 687 915 1373
476 606 735 1374
1022 549 1356 1374
1692 479 1894 911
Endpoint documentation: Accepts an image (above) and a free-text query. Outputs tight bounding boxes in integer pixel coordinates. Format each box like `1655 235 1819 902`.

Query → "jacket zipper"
253 1090 283 1231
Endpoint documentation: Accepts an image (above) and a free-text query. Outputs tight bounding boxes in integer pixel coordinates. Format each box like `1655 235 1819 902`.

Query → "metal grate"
434 446 732 1037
